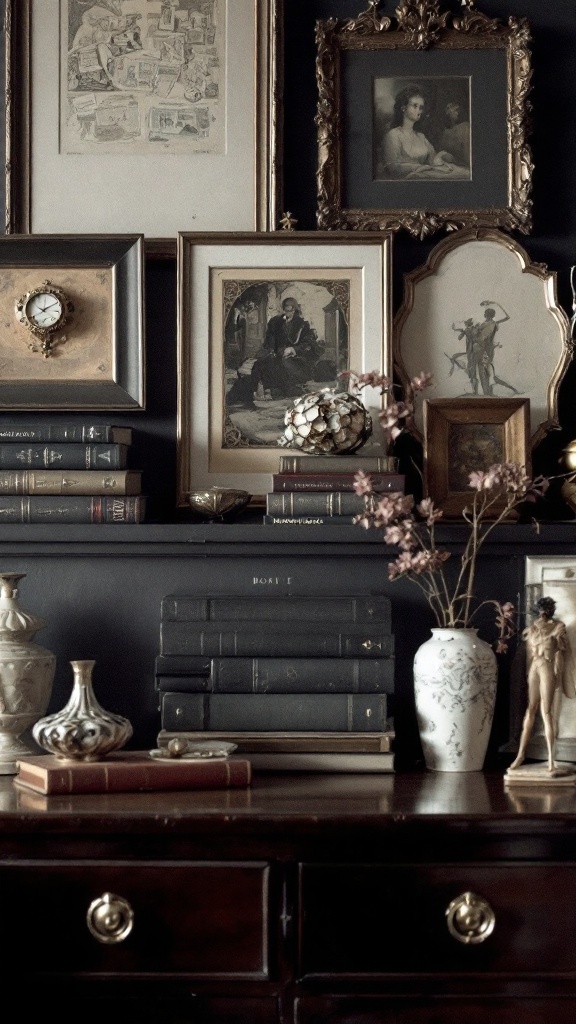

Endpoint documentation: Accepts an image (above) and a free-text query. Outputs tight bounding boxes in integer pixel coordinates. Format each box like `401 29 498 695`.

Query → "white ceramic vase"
413 627 497 773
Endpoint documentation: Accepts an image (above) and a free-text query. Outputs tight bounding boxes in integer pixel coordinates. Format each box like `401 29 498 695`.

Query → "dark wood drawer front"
299 864 576 975
0 862 270 977
296 997 576 1024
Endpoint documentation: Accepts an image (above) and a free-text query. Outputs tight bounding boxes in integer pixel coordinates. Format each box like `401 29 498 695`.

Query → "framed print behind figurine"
177 232 392 501
315 0 533 238
0 235 144 410
395 229 571 448
5 0 270 244
423 397 530 519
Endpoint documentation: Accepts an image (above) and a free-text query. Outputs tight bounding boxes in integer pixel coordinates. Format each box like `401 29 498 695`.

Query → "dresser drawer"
299 864 576 976
295 996 576 1024
0 862 270 977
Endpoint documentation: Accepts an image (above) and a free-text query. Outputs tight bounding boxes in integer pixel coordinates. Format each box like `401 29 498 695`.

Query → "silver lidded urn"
33 659 133 762
0 572 56 775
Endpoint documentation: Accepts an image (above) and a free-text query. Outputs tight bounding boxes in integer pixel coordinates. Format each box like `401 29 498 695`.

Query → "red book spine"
271 473 405 493
15 755 251 794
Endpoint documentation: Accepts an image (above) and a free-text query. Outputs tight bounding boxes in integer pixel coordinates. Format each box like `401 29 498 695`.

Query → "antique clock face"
15 280 74 357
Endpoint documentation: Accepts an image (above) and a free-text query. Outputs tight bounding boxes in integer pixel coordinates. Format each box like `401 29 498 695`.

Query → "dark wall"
0 2 575 757
0 1 574 523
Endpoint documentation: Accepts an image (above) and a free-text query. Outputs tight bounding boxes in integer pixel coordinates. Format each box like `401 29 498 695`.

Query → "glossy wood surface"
2 771 576 831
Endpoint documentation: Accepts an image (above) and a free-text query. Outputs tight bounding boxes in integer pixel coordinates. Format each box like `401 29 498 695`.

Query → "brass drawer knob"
445 891 495 945
86 892 134 945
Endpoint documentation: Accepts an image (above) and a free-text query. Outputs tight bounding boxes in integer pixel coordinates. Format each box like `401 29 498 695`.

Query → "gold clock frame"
16 279 75 357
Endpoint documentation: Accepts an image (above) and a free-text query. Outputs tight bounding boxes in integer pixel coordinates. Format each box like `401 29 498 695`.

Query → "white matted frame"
519 556 576 762
395 228 571 449
5 0 270 248
177 231 393 501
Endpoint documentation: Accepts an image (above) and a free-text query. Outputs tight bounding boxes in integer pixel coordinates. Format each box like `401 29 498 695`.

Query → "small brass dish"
186 487 252 521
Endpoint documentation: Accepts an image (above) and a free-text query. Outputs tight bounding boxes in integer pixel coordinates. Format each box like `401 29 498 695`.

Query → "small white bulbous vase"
33 659 133 762
413 627 497 773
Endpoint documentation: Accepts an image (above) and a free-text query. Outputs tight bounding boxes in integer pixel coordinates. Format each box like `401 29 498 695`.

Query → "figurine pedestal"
505 761 576 786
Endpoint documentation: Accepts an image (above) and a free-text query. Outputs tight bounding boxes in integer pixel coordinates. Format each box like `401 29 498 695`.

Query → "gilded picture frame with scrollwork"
315 0 534 239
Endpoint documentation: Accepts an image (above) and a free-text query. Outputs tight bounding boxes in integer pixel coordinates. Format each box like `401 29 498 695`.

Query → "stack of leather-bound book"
155 592 395 772
263 453 404 526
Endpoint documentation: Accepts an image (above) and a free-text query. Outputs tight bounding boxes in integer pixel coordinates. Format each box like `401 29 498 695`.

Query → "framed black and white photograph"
177 232 392 500
5 0 271 247
373 76 471 182
394 229 572 448
0 234 145 410
314 0 533 238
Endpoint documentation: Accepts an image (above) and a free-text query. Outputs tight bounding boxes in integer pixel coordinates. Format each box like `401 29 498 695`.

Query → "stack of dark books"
264 453 405 525
156 593 395 772
0 423 146 523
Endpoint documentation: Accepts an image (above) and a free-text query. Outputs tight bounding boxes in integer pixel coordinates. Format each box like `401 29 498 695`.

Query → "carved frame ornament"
316 0 534 238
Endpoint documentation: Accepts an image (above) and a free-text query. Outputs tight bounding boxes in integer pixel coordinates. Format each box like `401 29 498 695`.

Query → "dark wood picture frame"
0 235 145 410
315 0 533 239
423 397 531 518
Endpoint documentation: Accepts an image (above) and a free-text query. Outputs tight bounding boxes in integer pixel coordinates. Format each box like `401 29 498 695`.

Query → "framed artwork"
0 234 145 410
423 397 530 518
5 0 271 249
177 231 392 501
315 0 533 238
394 229 571 448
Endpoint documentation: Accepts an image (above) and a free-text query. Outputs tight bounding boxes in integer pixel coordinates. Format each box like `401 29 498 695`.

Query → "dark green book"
161 594 391 626
160 692 388 732
155 657 394 694
0 443 128 469
160 621 394 658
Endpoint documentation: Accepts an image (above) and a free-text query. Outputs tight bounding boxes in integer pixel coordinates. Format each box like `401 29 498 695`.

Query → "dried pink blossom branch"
353 463 548 651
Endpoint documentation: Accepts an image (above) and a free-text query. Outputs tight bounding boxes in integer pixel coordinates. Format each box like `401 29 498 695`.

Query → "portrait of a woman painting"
374 78 471 182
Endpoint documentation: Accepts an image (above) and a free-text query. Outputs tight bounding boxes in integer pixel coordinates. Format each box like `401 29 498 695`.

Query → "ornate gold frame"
394 228 572 450
315 0 533 238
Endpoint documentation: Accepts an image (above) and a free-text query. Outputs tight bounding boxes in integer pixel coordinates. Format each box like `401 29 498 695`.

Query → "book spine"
0 495 146 523
156 675 211 693
208 657 395 693
155 655 212 675
160 692 388 733
0 470 140 495
157 729 395 753
272 474 405 493
242 751 395 773
16 758 251 794
161 595 391 625
278 456 396 473
0 425 128 443
0 443 128 469
266 492 371 516
160 622 394 658
263 515 357 526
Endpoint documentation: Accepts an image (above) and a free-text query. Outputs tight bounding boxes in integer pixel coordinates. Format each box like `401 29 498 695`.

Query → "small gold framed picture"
423 397 530 518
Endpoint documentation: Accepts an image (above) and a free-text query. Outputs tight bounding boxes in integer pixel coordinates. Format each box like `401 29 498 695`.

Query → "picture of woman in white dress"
378 84 470 181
